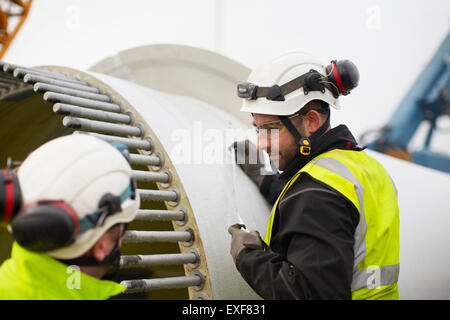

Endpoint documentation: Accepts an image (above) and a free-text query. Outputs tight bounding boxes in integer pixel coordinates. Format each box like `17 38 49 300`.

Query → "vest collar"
279 125 358 181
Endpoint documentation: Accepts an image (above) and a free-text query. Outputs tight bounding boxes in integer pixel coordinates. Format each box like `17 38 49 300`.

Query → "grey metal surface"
34 83 110 101
120 252 198 268
132 170 170 183
121 275 202 293
0 77 21 86
44 92 121 112
122 230 193 243
63 116 142 136
24 74 100 93
138 189 179 202
135 209 185 222
129 153 161 166
11 67 87 85
54 103 132 124
77 131 153 151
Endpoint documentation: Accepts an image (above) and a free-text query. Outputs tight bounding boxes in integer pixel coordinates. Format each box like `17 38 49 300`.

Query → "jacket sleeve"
236 177 358 299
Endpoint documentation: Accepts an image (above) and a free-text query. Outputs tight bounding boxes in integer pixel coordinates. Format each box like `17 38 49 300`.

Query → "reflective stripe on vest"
264 149 400 299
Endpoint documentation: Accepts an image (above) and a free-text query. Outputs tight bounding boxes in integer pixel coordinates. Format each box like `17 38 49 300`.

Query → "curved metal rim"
1 63 213 299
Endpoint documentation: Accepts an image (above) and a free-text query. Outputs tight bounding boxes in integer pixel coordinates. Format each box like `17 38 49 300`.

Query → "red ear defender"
325 60 360 98
1 168 80 252
11 200 80 252
330 61 347 95
0 169 23 227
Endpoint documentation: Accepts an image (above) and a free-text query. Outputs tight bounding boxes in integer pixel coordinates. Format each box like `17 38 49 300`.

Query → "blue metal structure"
363 31 450 174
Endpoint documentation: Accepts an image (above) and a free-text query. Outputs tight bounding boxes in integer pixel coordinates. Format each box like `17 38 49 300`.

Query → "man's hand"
230 139 267 186
228 223 264 265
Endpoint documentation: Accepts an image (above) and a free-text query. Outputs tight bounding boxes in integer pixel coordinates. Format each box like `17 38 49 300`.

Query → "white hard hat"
16 134 139 259
240 52 340 116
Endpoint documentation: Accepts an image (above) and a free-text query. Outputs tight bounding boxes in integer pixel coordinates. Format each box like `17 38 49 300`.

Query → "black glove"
228 223 264 265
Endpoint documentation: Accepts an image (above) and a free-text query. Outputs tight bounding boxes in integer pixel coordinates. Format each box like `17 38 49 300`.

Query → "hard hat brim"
240 89 340 116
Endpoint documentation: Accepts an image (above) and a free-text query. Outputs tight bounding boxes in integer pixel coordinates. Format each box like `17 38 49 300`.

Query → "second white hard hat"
16 134 140 259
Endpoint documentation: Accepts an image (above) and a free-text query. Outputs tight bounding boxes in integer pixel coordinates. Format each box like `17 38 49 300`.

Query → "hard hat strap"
59 234 123 268
78 178 136 235
279 111 330 157
279 115 302 142
238 69 335 101
254 70 324 101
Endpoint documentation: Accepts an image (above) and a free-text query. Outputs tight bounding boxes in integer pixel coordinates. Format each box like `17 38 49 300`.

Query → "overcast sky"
5 0 450 154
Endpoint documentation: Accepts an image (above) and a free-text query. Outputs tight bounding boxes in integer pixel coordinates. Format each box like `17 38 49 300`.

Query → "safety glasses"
253 114 301 134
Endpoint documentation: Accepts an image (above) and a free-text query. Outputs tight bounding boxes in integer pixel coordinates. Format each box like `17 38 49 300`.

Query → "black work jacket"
236 125 362 299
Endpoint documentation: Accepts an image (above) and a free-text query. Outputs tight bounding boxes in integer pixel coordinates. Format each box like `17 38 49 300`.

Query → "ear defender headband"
0 142 136 253
238 59 359 157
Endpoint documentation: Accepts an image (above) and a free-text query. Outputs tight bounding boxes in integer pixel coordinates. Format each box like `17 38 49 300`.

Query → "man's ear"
304 110 322 135
91 232 111 262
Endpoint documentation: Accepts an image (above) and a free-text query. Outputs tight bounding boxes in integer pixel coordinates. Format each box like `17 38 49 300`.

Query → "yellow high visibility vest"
264 149 400 300
0 242 125 299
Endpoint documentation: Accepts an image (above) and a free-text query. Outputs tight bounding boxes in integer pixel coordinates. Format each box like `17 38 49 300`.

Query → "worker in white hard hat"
228 52 400 300
0 134 140 299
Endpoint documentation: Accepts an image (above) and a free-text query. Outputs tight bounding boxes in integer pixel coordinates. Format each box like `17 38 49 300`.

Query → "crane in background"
0 0 32 59
361 31 450 174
